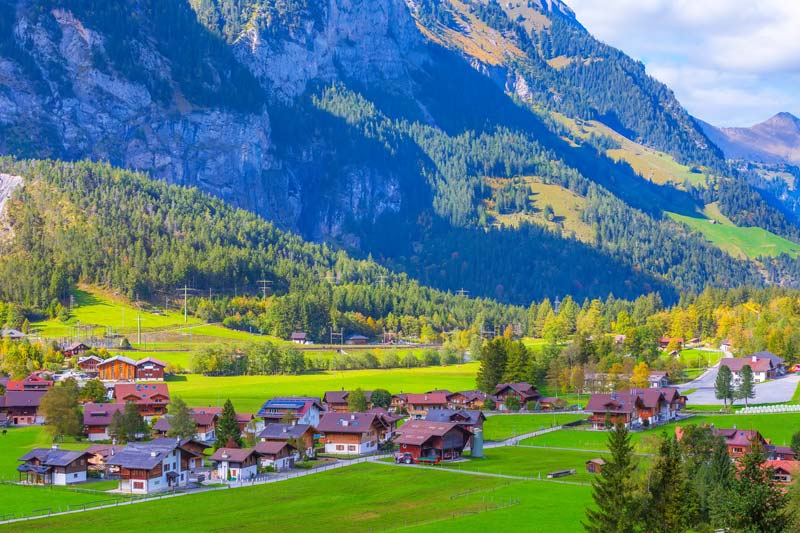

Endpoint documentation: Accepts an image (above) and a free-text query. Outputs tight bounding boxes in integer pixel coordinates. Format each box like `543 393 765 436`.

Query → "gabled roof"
257 397 323 417
19 448 90 466
586 458 607 465
5 375 53 391
254 441 296 456
258 423 314 440
210 447 257 463
317 412 388 434
425 409 485 426
113 383 170 403
78 355 104 364
714 428 765 447
84 444 117 459
751 351 785 366
405 393 448 406
135 357 167 368
395 420 471 445
290 332 307 340
3 390 47 407
106 438 199 470
494 382 540 398
765 460 800 475
323 390 373 404
719 357 773 373
98 355 137 367
83 402 125 426
450 390 488 402
1 328 25 339
63 342 90 351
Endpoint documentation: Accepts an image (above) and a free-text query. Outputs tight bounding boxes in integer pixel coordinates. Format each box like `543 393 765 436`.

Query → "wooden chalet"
394 420 472 461
62 342 90 359
390 393 407 412
113 383 170 419
258 423 316 458
135 358 167 381
405 393 448 419
5 374 53 392
447 390 488 410
323 390 373 412
424 409 485 433
77 355 103 377
83 402 126 441
290 331 308 344
586 388 685 430
257 397 322 427
0 390 47 425
106 438 203 494
18 447 90 485
766 460 800 484
317 412 394 455
493 382 541 410
98 356 137 381
253 441 297 471
345 334 369 345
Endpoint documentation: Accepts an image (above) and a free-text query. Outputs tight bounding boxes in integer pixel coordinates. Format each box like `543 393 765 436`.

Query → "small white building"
210 448 260 481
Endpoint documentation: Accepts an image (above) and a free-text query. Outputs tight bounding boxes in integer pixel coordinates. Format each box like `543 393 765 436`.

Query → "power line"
256 280 273 300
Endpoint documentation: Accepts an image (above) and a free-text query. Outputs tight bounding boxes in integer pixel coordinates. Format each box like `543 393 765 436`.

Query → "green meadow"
166 363 480 413
482 413 587 441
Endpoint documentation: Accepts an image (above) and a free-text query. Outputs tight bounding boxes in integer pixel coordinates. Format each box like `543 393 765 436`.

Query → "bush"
381 352 400 369
484 398 496 410
401 353 419 368
505 396 521 411
422 349 441 366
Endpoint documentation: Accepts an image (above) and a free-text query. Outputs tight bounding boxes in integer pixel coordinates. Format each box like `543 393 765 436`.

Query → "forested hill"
0 158 525 338
0 0 798 304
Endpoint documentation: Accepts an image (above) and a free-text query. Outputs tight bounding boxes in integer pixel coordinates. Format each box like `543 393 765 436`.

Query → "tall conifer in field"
583 423 640 532
165 397 196 440
714 365 733 408
736 364 755 406
215 399 242 449
645 434 696 532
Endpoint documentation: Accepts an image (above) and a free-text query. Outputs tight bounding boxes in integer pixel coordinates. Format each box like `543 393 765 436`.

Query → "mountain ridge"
700 112 800 166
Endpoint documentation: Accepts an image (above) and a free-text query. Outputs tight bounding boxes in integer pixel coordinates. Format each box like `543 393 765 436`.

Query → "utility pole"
456 288 469 297
257 280 272 300
137 314 142 345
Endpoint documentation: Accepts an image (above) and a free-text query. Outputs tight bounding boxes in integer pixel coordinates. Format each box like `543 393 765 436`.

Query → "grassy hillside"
668 209 800 260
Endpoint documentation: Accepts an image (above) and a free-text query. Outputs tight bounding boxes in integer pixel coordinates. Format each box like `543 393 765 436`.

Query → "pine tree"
736 364 756 406
108 409 125 442
714 365 733 408
165 396 196 440
502 341 529 383
476 338 508 392
122 401 146 441
645 434 696 532
726 437 788 532
215 399 242 450
583 424 640 532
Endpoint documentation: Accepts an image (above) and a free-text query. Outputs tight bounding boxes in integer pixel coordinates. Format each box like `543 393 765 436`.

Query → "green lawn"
0 427 89 481
483 414 586 441
0 484 124 519
167 363 480 413
676 349 722 368
668 211 800 260
7 463 537 532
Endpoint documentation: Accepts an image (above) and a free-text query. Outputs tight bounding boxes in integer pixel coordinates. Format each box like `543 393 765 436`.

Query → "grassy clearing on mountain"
668 211 800 259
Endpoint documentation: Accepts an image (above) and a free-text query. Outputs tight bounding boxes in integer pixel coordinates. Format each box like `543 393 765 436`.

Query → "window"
133 481 144 490
336 445 344 451
73 473 78 479
348 445 356 452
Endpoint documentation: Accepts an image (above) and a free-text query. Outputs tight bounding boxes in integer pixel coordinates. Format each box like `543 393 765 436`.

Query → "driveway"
678 364 800 405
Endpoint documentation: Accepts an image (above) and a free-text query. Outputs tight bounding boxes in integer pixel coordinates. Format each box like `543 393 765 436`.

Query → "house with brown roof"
62 342 90 359
290 332 308 344
84 443 119 474
585 458 606 474
210 448 260 481
323 390 374 412
99 356 137 381
659 337 684 350
390 393 407 412
714 428 770 459
405 393 448 419
493 382 541 410
152 408 220 442
0 390 47 425
447 390 488 410
77 355 103 377
586 388 685 430
83 402 126 441
135 358 167 381
395 420 472 461
17 447 91 485
5 374 53 392
106 437 203 494
766 460 800 484
719 356 775 384
254 441 297 471
317 412 394 455
424 409 485 433
113 383 170 419
648 371 670 388
257 423 316 458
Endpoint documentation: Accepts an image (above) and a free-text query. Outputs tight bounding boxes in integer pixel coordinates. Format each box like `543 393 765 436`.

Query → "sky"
565 0 800 127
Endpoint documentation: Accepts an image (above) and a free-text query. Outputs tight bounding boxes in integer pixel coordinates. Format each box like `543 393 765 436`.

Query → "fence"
738 404 800 414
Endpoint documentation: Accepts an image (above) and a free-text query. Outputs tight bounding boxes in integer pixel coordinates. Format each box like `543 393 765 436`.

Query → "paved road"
678 363 800 405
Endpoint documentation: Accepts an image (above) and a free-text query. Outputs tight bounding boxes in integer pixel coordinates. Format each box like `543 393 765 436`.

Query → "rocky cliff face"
0 0 421 244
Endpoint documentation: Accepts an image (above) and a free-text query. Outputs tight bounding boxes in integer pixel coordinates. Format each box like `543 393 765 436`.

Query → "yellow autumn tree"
630 361 650 389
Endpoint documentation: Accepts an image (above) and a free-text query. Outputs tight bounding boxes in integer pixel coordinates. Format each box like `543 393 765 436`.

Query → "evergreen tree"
646 434 696 532
122 401 146 441
165 397 196 440
108 409 125 442
370 389 392 409
215 399 242 449
725 437 788 532
583 424 640 532
736 364 756 406
714 365 734 408
476 338 508 392
502 341 529 383
791 430 800 458
347 388 368 412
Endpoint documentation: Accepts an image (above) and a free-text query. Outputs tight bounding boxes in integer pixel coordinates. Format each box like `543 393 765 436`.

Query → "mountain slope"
700 113 800 166
0 0 795 303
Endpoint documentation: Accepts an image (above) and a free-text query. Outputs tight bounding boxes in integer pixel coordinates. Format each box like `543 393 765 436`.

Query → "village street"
677 364 800 405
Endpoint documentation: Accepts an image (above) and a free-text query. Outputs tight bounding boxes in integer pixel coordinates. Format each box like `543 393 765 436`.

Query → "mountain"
0 0 797 304
700 113 800 165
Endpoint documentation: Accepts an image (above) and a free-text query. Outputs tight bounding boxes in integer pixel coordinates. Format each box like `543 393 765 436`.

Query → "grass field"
483 414 586 441
0 427 89 481
0 484 126 518
6 463 591 532
669 210 800 260
674 348 722 368
443 447 608 484
166 363 480 413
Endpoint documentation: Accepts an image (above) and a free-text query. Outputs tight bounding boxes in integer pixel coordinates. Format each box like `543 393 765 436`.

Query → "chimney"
752 355 758 362
351 414 356 420
282 427 288 433
150 451 157 457
51 443 59 450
